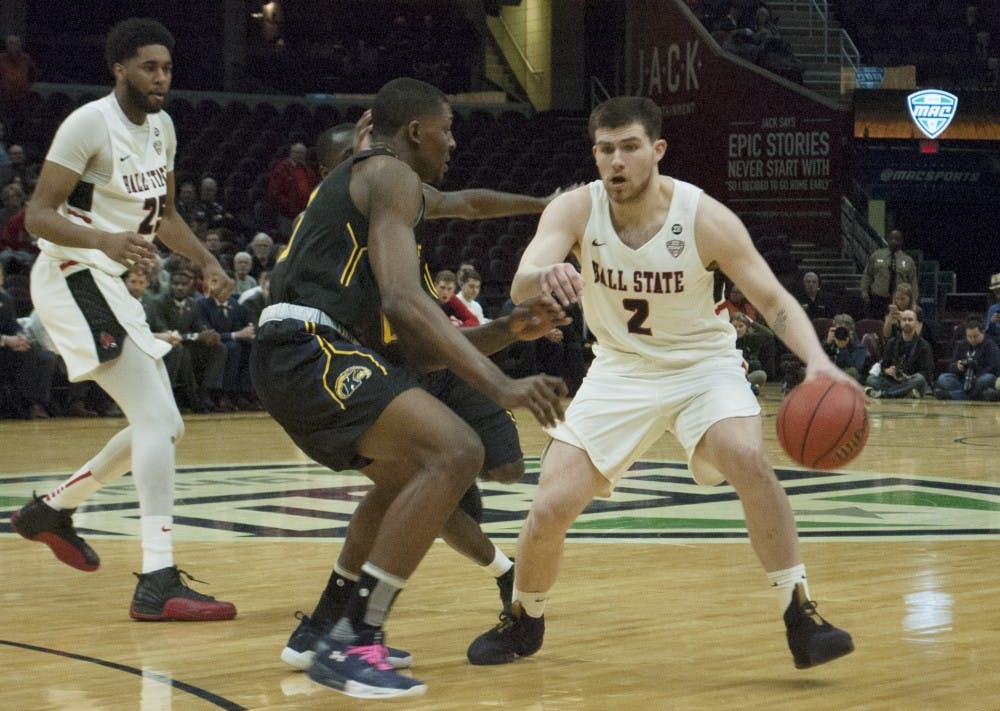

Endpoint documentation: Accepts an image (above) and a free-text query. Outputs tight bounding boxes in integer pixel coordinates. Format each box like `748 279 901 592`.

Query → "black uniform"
251 149 520 475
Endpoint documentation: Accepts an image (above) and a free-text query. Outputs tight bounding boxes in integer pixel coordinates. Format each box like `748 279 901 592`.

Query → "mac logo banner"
907 90 958 139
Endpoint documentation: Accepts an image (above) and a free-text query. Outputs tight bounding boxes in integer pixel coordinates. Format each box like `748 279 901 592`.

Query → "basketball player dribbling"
468 96 861 670
10 18 236 621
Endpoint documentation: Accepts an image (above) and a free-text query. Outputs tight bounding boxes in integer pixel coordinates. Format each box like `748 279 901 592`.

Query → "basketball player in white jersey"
467 96 859 670
9 18 235 621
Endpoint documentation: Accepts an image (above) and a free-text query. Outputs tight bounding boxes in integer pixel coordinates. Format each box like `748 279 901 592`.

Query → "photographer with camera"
933 318 1000 401
864 309 933 399
824 313 867 383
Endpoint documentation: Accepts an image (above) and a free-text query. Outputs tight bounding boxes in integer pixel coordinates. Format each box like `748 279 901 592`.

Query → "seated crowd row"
729 270 1000 402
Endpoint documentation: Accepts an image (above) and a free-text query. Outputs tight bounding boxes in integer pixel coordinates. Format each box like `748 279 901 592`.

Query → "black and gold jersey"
269 147 435 363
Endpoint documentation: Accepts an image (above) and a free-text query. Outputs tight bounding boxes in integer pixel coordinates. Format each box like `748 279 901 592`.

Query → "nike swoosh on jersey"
591 239 606 246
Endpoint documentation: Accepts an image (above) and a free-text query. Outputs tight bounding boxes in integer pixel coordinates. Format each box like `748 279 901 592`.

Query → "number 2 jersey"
37 92 175 275
579 177 739 370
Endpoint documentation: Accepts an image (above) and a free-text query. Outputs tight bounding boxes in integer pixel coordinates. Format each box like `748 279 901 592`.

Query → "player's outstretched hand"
540 262 584 307
103 232 157 270
498 374 567 428
506 295 571 341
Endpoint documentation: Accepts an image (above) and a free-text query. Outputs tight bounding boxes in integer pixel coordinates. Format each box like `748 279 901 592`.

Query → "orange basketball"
776 378 869 470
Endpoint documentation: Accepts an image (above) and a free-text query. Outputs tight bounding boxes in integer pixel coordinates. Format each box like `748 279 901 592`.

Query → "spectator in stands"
865 309 933 399
175 179 199 224
0 145 39 193
0 182 35 272
823 313 867 383
0 35 37 136
457 267 489 323
203 228 225 261
731 311 774 392
860 229 919 319
985 272 1000 347
123 265 157 311
0 261 50 419
147 269 226 412
934 318 1000 401
232 251 257 295
752 5 781 44
145 253 169 298
248 232 276 279
198 290 255 410
435 269 479 327
0 143 40 195
799 271 832 319
196 176 235 231
713 2 748 34
266 142 319 239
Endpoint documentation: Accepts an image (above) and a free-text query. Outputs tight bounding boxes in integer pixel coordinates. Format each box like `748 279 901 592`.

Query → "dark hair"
588 96 663 143
371 78 448 140
458 268 482 284
965 317 984 332
315 123 357 170
105 18 174 72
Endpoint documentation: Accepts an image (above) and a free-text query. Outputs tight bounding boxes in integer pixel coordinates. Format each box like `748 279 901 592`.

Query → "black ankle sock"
311 570 356 625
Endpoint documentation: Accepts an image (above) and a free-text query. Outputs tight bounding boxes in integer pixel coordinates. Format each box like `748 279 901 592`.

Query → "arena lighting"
907 90 958 140
919 139 938 154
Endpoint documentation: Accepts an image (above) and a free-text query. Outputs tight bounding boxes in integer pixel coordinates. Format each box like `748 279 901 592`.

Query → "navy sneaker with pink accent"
308 630 426 699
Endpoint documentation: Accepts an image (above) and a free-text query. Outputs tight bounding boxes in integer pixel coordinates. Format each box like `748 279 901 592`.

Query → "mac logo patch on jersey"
666 239 685 257
907 90 958 140
153 140 163 155
335 365 372 400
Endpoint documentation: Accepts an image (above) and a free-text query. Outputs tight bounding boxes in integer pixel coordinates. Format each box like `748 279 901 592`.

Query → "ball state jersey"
580 178 737 370
38 93 172 276
269 148 434 365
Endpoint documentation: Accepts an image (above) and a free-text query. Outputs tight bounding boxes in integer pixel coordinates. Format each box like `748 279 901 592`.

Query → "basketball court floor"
1 387 998 709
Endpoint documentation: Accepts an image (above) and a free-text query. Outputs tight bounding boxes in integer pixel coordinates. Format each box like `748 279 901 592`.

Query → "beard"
124 79 163 114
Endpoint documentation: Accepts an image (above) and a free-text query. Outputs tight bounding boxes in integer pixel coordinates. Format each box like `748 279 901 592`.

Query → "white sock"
514 588 548 618
45 469 103 510
141 516 174 573
767 564 809 614
484 545 513 578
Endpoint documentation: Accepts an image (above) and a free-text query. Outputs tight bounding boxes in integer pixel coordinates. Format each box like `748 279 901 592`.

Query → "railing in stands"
781 0 861 70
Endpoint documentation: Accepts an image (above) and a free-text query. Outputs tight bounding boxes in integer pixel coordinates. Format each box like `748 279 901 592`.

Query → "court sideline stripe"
0 639 246 710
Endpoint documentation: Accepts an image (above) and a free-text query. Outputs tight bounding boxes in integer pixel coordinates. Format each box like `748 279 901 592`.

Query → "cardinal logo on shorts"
99 331 119 352
666 239 685 258
335 365 372 400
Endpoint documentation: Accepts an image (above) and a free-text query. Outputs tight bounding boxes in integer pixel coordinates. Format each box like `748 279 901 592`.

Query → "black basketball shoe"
130 566 237 621
784 583 854 669
10 492 100 571
467 602 545 665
